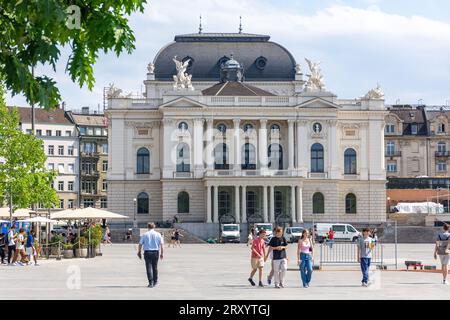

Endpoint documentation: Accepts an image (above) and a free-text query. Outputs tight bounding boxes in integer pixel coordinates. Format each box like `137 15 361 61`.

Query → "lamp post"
386 196 391 214
133 198 137 228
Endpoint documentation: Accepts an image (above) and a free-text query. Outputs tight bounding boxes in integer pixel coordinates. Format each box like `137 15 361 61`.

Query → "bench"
405 260 424 270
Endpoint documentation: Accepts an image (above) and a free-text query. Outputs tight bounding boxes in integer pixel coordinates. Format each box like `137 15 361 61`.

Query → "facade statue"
364 83 385 99
147 62 155 74
172 56 194 90
106 83 123 98
304 58 325 91
295 63 302 74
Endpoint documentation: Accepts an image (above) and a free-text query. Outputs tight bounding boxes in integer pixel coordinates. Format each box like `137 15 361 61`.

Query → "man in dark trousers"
137 223 164 288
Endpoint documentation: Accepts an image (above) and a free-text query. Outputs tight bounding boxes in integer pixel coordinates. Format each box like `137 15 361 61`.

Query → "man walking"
357 228 376 287
434 223 450 284
137 223 164 288
7 225 17 265
248 228 266 287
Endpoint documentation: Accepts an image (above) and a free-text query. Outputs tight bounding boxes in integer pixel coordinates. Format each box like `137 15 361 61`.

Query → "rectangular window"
438 161 447 172
47 163 54 171
411 124 418 135
102 160 108 172
68 181 74 191
102 181 108 191
58 145 64 156
83 199 94 208
48 145 54 155
46 130 52 136
88 128 94 136
387 163 397 172
59 199 64 209
95 128 102 136
101 198 107 209
68 164 74 173
102 143 108 154
68 146 74 156
385 124 395 134
66 130 72 136
56 130 61 136
58 181 64 191
68 200 74 209
80 127 86 135
26 129 32 135
58 163 64 173
36 129 42 136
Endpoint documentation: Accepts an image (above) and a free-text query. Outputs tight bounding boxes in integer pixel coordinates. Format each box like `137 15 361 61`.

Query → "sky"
5 0 450 110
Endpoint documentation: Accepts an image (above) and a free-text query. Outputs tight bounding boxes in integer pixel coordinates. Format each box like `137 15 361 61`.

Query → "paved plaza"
1 243 450 300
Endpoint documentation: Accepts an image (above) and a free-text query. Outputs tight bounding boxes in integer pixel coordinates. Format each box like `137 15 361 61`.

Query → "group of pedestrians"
248 226 378 288
0 225 38 266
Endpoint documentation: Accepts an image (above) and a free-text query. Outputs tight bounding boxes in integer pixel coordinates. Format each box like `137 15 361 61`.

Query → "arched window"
242 143 256 170
313 192 324 214
178 122 188 131
345 193 357 214
217 124 227 135
137 192 149 214
311 143 324 173
218 191 231 216
176 143 190 172
214 143 229 169
136 147 150 174
177 191 189 214
268 143 283 170
243 123 254 133
344 148 357 175
270 124 280 132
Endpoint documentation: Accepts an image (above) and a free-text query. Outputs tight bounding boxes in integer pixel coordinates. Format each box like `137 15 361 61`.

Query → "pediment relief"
296 98 341 110
159 97 207 109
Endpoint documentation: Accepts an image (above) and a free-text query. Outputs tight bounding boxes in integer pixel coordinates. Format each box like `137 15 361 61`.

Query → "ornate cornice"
125 120 161 128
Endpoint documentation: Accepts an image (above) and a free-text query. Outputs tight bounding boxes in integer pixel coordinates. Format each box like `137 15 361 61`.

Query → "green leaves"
0 85 58 211
0 0 147 109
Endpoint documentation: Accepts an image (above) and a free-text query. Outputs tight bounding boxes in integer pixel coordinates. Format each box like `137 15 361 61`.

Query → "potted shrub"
51 234 64 256
75 236 88 258
63 243 74 259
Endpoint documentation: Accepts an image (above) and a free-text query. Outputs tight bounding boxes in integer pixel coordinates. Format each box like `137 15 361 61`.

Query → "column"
288 119 295 172
297 120 308 177
328 120 339 179
269 186 275 223
162 118 175 178
297 187 303 223
206 185 212 223
213 185 219 223
263 185 268 222
233 118 240 172
235 185 240 223
193 118 204 178
206 119 214 172
291 186 297 223
259 119 268 174
241 185 247 223
360 122 369 180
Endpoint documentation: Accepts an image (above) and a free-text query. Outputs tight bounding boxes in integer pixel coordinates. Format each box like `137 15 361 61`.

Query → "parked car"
314 223 360 243
284 226 304 243
253 223 273 243
220 224 240 243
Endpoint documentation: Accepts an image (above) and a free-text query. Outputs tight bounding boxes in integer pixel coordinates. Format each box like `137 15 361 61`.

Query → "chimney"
62 101 66 110
82 106 89 114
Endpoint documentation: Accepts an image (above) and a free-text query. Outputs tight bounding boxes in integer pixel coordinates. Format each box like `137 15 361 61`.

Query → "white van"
314 223 360 243
253 223 273 240
284 226 304 243
220 224 240 243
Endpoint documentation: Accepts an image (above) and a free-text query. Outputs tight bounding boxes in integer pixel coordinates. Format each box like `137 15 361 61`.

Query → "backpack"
437 233 450 255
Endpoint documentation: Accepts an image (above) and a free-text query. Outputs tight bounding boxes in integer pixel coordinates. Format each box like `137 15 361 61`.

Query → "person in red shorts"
248 228 266 287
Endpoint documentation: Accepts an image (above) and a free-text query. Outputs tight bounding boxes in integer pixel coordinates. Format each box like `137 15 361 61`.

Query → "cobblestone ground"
1 243 449 300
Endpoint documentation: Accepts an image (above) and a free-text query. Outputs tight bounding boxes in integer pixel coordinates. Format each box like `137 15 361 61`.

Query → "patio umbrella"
18 217 58 223
0 207 34 218
52 207 128 220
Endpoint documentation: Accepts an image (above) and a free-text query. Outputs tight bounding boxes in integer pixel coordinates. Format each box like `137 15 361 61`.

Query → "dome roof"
153 33 296 81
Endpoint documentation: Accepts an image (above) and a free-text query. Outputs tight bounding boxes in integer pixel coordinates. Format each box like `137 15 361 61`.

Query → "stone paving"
1 243 450 300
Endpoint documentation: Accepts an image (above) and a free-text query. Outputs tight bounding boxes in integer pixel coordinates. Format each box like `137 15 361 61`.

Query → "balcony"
205 169 297 177
308 172 328 179
80 151 100 158
81 170 100 178
385 151 402 157
435 151 450 158
80 191 102 197
173 171 193 179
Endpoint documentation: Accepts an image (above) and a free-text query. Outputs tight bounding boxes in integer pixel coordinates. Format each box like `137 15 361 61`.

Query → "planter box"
63 250 74 259
75 248 88 258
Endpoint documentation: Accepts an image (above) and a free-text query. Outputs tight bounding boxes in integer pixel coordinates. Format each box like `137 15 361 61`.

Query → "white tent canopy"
51 207 128 220
395 202 444 214
0 208 34 218
18 217 58 223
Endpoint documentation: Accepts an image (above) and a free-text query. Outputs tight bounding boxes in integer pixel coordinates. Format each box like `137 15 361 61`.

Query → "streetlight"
133 198 137 228
386 196 391 214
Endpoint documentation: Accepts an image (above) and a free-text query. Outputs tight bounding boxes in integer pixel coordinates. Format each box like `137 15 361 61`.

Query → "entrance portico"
205 178 303 224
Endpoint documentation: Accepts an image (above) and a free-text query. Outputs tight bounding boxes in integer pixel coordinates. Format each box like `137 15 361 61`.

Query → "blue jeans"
299 253 313 287
360 257 371 283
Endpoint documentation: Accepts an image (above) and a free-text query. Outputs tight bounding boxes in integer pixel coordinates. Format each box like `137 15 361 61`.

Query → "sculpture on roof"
172 56 194 90
295 63 302 75
304 58 325 91
147 62 155 74
106 83 123 98
364 83 385 100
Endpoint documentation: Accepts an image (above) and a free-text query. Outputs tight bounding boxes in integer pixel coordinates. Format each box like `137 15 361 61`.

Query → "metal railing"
317 241 385 268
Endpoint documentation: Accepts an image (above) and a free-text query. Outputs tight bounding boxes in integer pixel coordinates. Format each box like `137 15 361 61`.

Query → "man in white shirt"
12 228 27 266
7 225 17 265
137 223 164 288
434 224 450 284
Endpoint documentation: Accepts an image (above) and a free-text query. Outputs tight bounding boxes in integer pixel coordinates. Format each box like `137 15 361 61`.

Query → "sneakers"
248 278 256 286
17 262 24 266
147 283 154 288
279 283 284 288
274 284 281 289
267 276 272 285
362 282 368 287
258 281 264 288
443 279 448 285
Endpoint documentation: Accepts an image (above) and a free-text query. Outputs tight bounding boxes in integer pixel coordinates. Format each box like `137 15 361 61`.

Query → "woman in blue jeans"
297 229 313 288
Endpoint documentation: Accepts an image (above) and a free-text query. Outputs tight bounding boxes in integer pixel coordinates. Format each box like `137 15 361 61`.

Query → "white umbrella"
18 217 58 223
52 207 128 220
0 207 34 218
0 220 9 223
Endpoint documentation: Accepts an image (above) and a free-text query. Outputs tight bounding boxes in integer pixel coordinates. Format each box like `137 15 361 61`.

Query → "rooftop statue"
106 83 123 98
147 62 155 74
304 58 325 92
364 83 385 99
172 56 194 90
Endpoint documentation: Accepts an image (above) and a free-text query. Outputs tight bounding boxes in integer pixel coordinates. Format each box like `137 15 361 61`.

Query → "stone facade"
106 32 387 226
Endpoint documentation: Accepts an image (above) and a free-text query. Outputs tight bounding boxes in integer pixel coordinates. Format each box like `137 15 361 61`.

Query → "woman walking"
266 226 288 289
297 229 314 288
